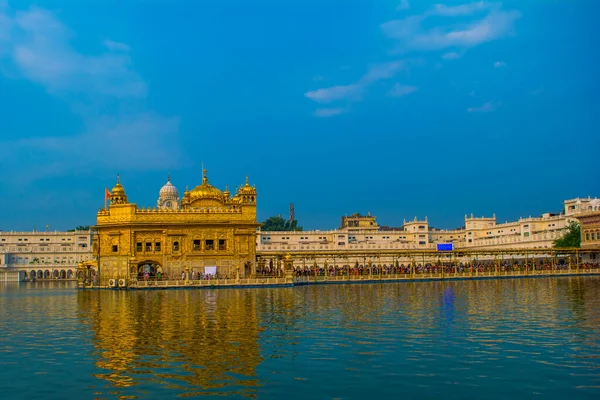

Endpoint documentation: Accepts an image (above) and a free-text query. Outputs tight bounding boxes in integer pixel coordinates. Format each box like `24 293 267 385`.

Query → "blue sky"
0 0 598 231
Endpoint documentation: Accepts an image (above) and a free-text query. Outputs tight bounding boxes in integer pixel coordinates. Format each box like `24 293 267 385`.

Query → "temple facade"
93 169 258 285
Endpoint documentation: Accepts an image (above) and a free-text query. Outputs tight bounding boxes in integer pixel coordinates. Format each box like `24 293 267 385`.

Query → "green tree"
553 221 581 248
262 216 303 231
68 225 91 232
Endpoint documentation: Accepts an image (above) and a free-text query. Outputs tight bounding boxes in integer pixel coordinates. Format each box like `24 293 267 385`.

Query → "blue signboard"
437 243 453 251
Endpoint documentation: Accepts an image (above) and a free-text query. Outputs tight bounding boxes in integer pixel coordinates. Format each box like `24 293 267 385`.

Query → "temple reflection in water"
77 289 264 395
75 278 600 397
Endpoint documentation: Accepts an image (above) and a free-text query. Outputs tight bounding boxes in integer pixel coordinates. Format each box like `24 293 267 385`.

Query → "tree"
67 225 91 232
261 216 303 231
554 221 581 248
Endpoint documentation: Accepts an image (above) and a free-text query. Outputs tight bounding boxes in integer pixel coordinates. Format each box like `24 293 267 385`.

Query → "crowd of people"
253 261 600 278
132 260 600 281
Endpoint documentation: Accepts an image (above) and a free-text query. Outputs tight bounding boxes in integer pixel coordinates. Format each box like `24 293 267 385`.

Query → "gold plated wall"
94 172 259 284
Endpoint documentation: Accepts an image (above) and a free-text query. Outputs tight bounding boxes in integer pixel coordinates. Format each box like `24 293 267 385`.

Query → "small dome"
110 175 128 205
238 175 256 195
112 182 125 197
159 175 179 198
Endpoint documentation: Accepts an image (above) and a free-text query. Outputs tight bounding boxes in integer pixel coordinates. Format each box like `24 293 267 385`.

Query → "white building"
256 198 599 258
0 229 94 279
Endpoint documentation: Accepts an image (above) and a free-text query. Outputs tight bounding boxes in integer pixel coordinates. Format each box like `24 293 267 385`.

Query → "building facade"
257 197 600 266
574 199 600 262
93 171 259 285
0 229 93 279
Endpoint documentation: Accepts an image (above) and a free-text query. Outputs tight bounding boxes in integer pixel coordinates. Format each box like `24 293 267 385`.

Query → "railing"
108 267 600 289
292 267 599 283
128 277 289 288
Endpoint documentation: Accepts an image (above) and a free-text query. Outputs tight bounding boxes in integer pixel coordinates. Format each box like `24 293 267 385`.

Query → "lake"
1 277 599 399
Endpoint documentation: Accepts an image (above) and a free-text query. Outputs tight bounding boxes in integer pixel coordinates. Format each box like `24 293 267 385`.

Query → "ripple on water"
1 278 600 399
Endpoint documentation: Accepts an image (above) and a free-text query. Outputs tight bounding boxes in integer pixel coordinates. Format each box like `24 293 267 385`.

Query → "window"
136 242 143 252
155 242 161 252
173 241 179 251
112 245 118 252
145 242 152 252
205 239 214 250
218 239 226 250
524 232 530 237
193 240 201 250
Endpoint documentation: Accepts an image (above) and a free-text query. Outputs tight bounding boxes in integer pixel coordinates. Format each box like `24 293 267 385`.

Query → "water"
1 278 600 399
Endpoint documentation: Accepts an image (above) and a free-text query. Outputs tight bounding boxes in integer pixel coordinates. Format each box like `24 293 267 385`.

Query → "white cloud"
442 51 461 60
0 5 183 182
388 83 417 97
305 60 405 104
396 0 410 11
381 4 521 52
313 107 349 117
467 101 498 112
494 61 506 67
362 60 405 83
305 84 360 103
104 40 130 52
7 8 146 97
429 1 497 17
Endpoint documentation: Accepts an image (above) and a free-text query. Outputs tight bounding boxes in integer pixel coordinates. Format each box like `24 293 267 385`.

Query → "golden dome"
112 182 125 196
238 175 256 195
188 169 223 200
110 174 128 204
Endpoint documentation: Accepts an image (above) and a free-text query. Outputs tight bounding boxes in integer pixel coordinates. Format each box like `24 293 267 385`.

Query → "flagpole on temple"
104 188 111 211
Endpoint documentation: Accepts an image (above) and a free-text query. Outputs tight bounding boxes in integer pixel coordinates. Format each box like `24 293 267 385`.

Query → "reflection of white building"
0 230 93 279
257 197 600 253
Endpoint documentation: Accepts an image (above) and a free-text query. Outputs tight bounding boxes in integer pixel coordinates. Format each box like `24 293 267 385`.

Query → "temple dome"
110 175 128 205
112 182 125 197
188 168 223 202
189 183 222 199
159 175 179 198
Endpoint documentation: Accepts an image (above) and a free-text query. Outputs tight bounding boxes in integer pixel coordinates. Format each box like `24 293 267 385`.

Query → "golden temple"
92 169 259 286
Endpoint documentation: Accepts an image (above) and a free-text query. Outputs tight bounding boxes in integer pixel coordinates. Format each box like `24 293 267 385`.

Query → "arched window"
585 232 590 241
173 241 179 251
